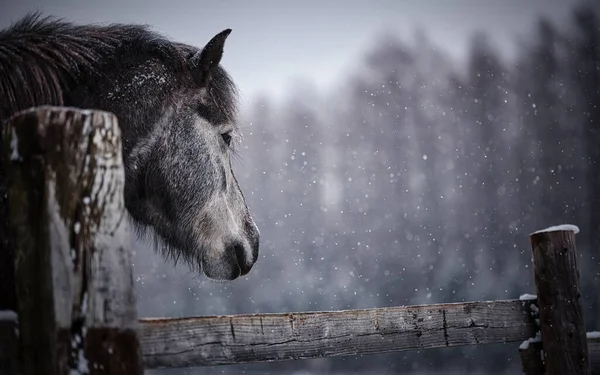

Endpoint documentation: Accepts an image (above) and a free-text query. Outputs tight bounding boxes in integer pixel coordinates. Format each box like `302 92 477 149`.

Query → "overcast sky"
0 0 588 108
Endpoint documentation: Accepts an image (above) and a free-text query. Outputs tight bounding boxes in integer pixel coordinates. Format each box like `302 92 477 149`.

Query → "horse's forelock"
208 66 239 127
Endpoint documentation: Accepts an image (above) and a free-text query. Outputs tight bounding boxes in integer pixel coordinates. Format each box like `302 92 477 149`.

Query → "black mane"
0 12 238 124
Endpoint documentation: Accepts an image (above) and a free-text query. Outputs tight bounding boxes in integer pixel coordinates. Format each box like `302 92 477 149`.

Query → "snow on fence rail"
0 107 597 375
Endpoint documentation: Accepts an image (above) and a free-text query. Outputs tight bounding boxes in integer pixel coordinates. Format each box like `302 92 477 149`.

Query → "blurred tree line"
146 4 599 374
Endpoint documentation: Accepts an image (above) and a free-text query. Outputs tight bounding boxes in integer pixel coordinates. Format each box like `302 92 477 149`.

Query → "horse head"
0 15 260 281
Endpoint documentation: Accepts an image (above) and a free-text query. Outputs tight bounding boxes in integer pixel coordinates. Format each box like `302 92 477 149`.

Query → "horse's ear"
191 29 231 85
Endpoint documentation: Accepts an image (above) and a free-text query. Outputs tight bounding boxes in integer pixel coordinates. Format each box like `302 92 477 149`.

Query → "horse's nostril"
233 242 252 276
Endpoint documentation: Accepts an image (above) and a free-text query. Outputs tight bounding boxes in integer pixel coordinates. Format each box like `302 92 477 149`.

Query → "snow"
106 71 168 100
530 224 580 236
530 304 539 314
0 310 17 321
519 293 537 300
83 154 91 174
521 331 599 352
68 347 89 375
81 292 88 313
69 325 89 374
587 331 600 339
518 340 529 350
519 331 542 350
82 110 92 135
10 126 21 161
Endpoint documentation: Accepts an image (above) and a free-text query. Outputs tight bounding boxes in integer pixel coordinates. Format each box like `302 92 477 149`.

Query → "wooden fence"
0 107 598 374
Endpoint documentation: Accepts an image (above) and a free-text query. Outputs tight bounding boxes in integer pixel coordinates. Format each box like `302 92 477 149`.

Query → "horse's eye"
221 132 232 147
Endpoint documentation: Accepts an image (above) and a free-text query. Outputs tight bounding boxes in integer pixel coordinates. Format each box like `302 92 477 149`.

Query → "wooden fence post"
529 224 591 375
2 106 144 375
0 310 19 375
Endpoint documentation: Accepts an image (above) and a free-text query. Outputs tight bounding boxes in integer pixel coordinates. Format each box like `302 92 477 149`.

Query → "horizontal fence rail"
3 299 599 371
138 299 539 368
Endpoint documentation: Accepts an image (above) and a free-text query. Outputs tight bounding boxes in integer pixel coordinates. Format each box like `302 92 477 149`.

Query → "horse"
0 13 260 310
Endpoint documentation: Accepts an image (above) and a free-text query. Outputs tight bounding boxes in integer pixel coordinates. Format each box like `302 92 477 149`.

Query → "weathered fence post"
528 224 591 375
2 106 144 375
0 310 19 375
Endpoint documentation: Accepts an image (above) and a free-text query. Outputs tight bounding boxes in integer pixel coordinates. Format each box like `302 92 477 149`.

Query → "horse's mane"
0 12 237 124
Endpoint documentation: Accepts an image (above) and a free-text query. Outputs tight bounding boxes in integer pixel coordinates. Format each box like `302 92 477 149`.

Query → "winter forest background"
137 4 600 374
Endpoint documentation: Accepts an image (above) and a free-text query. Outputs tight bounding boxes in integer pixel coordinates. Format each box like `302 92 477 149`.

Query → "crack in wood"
467 319 489 329
229 318 235 342
442 309 449 346
260 316 264 335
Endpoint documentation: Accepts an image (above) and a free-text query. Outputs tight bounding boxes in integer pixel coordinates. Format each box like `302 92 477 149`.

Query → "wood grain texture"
139 299 539 368
530 228 591 375
3 106 143 375
0 311 19 375
590 335 600 375
520 334 600 375
6 295 600 371
519 340 546 375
